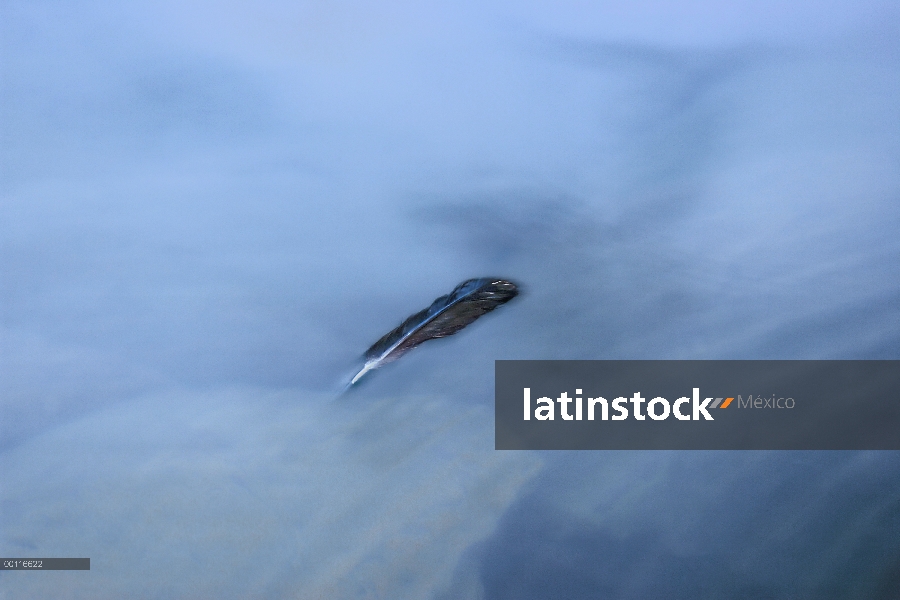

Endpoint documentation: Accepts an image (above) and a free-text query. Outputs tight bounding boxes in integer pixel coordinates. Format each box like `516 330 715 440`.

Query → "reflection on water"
2 1 899 598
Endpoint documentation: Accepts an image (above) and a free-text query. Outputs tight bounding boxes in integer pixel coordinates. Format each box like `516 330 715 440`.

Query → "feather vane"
349 278 519 385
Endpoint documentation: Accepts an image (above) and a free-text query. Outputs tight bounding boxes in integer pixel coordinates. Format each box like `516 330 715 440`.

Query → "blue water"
2 2 899 597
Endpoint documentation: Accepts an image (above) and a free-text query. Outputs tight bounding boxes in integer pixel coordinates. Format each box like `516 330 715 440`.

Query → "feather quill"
348 278 519 386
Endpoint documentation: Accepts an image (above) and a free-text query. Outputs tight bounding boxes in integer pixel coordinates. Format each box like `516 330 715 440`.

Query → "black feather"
349 278 519 385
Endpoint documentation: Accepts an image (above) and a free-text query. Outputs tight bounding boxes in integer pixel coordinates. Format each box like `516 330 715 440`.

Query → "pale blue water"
2 2 899 598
